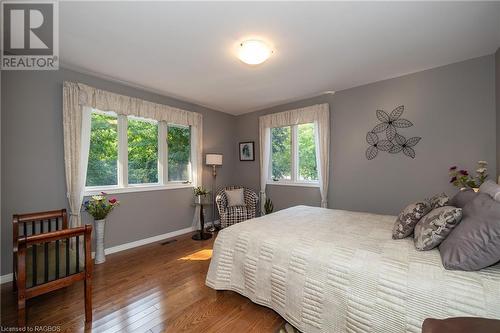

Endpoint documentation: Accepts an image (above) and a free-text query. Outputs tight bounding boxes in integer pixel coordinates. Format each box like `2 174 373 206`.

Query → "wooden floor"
1 232 284 332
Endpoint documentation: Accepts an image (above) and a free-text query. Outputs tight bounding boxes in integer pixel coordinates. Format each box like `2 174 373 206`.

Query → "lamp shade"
206 154 223 166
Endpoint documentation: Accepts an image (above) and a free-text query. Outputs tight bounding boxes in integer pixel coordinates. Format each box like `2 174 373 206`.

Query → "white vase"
94 219 106 264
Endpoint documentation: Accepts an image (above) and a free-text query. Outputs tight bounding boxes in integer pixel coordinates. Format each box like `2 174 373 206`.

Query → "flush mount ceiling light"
238 40 273 65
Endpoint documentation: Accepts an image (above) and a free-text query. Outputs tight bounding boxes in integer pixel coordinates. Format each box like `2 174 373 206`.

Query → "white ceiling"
60 2 500 115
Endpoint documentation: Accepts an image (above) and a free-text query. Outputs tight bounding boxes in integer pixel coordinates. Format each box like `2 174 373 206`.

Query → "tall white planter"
94 219 106 264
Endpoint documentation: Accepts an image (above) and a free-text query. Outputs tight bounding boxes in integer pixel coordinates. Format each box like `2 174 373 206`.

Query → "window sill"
266 181 320 188
85 183 193 196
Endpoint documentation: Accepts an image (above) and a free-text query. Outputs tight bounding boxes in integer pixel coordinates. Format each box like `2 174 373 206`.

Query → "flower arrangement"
193 186 209 197
84 192 119 220
449 161 488 190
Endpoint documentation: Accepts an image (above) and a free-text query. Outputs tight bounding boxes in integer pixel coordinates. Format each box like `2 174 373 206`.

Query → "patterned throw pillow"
414 206 462 251
392 201 432 239
427 192 450 209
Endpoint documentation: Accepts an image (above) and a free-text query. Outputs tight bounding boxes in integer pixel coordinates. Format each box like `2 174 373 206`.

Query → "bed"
206 205 500 333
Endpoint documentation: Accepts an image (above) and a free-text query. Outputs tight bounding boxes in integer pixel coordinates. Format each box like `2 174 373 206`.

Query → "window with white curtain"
269 122 318 185
85 109 192 194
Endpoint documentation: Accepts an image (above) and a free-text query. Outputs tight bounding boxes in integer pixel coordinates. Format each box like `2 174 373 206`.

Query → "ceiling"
60 2 500 115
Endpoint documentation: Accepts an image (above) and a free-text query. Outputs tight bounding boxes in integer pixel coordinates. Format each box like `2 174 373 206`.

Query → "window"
167 124 191 182
298 123 318 181
86 111 118 187
269 123 318 184
128 117 158 184
271 126 291 180
85 109 193 193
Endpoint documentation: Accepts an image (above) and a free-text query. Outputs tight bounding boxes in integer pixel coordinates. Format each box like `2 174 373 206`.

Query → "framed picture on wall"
239 141 255 161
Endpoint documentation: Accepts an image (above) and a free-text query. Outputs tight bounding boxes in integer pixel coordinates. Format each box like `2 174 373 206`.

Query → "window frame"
267 123 320 187
85 110 193 195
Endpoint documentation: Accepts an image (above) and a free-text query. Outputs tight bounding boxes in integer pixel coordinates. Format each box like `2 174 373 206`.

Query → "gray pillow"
414 206 462 251
427 192 450 209
225 188 245 207
449 189 478 208
439 193 500 271
392 200 432 239
479 180 500 203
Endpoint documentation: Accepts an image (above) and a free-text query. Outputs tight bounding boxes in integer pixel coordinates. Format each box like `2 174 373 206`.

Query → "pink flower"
450 176 457 183
449 166 457 171
459 170 469 176
109 198 117 204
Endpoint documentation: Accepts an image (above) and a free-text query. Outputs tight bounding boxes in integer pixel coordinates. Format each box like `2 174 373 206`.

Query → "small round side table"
192 202 212 241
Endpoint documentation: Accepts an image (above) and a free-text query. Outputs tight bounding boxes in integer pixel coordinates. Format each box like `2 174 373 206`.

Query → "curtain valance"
259 103 329 128
65 81 202 127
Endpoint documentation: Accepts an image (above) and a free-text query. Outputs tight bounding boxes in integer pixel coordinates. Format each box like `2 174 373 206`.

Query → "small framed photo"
239 141 255 161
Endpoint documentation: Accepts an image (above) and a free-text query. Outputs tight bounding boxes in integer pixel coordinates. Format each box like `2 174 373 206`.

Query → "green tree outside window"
86 113 118 186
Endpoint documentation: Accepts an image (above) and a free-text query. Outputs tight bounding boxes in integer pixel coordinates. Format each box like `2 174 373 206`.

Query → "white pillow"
225 188 245 207
479 179 500 202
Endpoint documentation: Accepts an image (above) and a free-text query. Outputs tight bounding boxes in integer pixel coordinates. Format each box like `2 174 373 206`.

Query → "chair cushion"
225 188 245 207
25 241 82 287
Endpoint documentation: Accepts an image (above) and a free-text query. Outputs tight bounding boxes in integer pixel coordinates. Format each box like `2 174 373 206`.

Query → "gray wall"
235 55 496 215
2 54 496 276
1 68 237 275
496 48 500 179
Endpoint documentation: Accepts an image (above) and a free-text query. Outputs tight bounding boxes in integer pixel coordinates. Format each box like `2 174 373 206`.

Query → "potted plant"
264 197 274 214
449 161 488 192
84 192 119 264
193 186 209 204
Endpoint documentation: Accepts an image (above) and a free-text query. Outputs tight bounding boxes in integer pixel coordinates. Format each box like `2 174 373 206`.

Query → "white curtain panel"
258 126 271 214
63 81 204 225
63 82 92 227
258 103 330 209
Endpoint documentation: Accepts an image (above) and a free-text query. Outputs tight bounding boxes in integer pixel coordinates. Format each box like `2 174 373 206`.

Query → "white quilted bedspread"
206 206 500 333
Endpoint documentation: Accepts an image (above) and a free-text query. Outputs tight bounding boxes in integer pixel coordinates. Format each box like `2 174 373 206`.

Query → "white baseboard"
1 273 13 284
1 226 197 284
93 226 196 257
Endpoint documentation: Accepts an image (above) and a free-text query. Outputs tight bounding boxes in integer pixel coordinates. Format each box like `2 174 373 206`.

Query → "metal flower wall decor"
365 105 421 160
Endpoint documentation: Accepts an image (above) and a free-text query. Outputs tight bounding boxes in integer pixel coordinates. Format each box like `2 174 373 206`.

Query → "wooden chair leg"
84 225 93 323
84 276 92 322
12 274 17 292
17 295 26 327
17 245 26 327
12 258 17 292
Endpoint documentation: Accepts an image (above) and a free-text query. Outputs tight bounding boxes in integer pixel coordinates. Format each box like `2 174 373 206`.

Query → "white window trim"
85 110 194 195
117 114 128 188
268 123 319 185
266 180 320 188
85 183 192 196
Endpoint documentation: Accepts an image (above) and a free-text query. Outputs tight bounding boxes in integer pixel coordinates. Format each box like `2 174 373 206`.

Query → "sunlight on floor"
178 249 213 261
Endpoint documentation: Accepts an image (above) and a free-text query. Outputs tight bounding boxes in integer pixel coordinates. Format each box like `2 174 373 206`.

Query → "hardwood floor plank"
1 232 284 332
